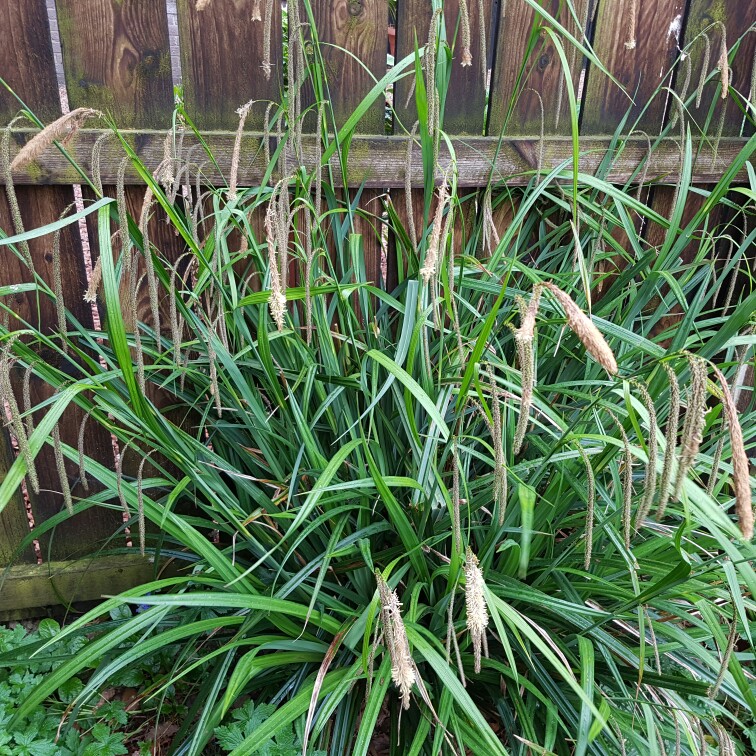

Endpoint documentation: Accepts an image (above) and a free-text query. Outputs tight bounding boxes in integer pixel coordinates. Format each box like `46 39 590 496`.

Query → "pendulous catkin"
633 380 658 528
229 100 254 201
543 282 618 375
9 109 100 172
695 34 711 109
674 354 707 498
52 419 73 514
262 0 274 79
2 124 31 268
376 573 416 709
139 188 161 353
459 0 472 66
713 366 753 540
464 548 489 674
717 23 729 99
488 364 507 525
579 444 595 569
84 256 103 304
451 439 463 553
52 229 67 352
0 349 39 494
22 362 35 439
624 0 637 50
420 178 449 284
513 286 542 455
77 408 92 492
657 362 680 520
264 195 286 330
136 452 154 556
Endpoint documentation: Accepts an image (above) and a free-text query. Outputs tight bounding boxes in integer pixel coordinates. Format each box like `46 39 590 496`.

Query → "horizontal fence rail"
3 130 752 187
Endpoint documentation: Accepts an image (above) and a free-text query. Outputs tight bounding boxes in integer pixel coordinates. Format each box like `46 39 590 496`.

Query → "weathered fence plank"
176 0 283 130
680 0 756 138
311 0 389 133
488 0 589 136
0 0 61 124
0 186 124 561
55 0 174 128
582 0 685 134
395 0 493 135
311 0 389 291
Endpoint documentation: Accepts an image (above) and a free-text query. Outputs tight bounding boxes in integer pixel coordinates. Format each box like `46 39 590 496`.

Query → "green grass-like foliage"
1 5 756 754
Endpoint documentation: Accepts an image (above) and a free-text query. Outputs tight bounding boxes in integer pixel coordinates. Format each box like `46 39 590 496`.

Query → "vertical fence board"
0 426 33 564
582 0 685 134
311 0 388 133
55 0 174 128
0 0 60 123
679 0 756 138
395 0 492 135
0 186 123 561
488 0 589 136
310 0 388 292
176 0 283 130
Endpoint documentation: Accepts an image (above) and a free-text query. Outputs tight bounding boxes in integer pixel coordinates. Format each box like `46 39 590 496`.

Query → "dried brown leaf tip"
10 109 101 172
376 573 416 709
543 282 618 375
713 367 753 541
464 548 489 673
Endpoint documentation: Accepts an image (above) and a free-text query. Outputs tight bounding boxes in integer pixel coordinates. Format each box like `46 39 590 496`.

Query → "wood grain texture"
311 0 389 131
3 128 750 186
176 0 283 130
0 185 123 561
678 0 756 137
582 0 685 134
395 0 493 135
0 0 60 123
0 426 34 564
488 0 589 135
55 0 174 128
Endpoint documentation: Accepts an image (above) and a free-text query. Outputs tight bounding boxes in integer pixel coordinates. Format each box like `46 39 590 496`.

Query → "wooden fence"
0 0 754 617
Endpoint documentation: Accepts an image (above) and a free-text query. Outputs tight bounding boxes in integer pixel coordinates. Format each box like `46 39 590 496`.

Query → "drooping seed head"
420 178 449 283
10 109 101 172
657 362 680 520
717 23 729 99
464 548 489 673
459 0 472 67
376 573 416 709
674 355 708 498
544 282 618 375
713 366 753 540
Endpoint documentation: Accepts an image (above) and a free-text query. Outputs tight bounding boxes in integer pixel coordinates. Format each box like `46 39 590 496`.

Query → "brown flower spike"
543 282 618 375
713 367 753 540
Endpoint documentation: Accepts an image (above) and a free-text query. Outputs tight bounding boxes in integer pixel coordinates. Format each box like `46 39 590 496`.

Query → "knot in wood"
348 0 363 17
